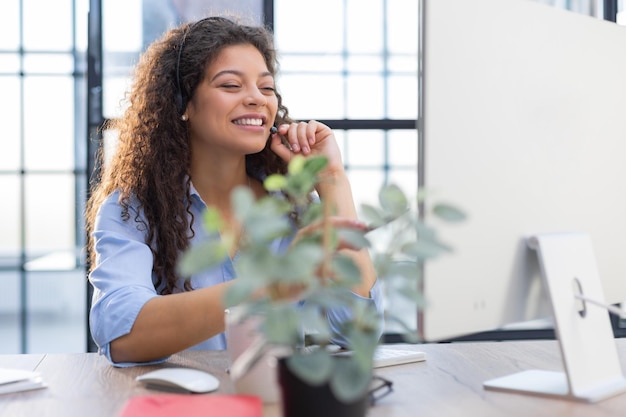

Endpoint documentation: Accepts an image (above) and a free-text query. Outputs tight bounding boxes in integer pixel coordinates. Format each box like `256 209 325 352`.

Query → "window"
0 0 89 354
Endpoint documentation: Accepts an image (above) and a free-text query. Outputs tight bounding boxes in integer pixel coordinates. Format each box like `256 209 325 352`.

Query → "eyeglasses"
368 375 394 406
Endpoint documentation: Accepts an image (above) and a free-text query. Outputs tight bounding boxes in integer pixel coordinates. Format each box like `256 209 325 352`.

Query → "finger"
269 133 292 162
278 123 301 153
296 122 310 154
306 120 318 147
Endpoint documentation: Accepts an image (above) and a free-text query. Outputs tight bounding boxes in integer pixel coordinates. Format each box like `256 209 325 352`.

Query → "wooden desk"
2 339 626 417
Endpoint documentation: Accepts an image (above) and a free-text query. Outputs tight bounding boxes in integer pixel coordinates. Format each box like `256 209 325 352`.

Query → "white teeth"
233 118 263 126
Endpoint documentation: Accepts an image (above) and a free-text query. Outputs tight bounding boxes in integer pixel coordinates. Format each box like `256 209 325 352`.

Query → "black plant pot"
277 358 369 417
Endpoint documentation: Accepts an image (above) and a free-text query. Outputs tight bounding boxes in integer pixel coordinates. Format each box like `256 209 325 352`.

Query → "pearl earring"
181 114 188 121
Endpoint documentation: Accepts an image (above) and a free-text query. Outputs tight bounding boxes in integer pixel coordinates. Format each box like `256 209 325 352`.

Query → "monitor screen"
417 0 626 341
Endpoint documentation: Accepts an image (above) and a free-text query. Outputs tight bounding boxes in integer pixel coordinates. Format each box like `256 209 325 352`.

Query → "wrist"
316 169 349 194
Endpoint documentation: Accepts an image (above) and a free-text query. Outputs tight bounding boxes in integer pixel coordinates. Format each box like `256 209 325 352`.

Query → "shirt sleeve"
324 278 385 348
88 192 169 367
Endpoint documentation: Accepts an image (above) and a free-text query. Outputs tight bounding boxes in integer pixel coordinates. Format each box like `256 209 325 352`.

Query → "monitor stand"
483 232 626 402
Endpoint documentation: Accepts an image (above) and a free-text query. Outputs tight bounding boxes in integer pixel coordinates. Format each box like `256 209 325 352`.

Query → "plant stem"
320 194 333 286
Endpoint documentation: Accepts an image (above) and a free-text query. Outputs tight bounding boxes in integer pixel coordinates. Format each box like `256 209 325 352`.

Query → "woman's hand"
270 120 344 176
270 121 377 298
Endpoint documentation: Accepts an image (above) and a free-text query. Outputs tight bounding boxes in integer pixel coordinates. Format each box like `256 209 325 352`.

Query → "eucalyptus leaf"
231 187 255 222
336 228 370 250
287 349 333 386
177 240 228 277
301 202 323 226
286 173 317 200
416 221 436 242
300 306 332 342
372 252 394 277
202 208 223 233
264 174 288 191
328 356 371 403
262 305 302 346
346 327 377 371
385 261 420 281
432 202 466 222
350 297 383 335
245 214 292 243
288 155 306 174
302 286 353 310
235 247 283 285
379 184 408 217
402 240 450 260
223 280 261 308
302 155 329 175
331 254 362 287
359 204 386 229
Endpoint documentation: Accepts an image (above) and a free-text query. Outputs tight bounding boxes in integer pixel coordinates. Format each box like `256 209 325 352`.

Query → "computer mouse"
136 367 220 393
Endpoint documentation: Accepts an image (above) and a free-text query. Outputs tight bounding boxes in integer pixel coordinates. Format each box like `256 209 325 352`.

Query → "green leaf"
235 247 280 284
416 221 436 242
262 305 302 345
331 254 362 287
202 208 223 233
359 204 386 229
432 203 466 222
288 155 307 174
231 187 255 222
273 244 323 285
299 306 332 342
303 286 353 311
222 280 260 307
287 349 333 386
346 327 377 370
350 298 383 335
286 172 317 199
374 252 403 278
336 228 370 250
379 184 409 217
302 155 328 176
386 261 420 281
245 214 292 244
301 202 323 226
328 356 371 403
264 174 288 191
402 240 451 260
177 240 228 277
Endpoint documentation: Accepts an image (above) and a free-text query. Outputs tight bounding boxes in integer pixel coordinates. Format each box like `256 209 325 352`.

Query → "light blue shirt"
89 183 383 367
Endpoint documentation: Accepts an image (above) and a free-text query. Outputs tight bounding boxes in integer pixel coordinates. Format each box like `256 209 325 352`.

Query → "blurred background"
0 0 622 354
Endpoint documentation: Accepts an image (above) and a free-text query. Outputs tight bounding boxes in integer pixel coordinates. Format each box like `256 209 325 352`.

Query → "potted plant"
178 154 464 417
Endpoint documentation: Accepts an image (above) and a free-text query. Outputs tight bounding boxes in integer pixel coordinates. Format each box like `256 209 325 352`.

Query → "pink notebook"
118 394 262 417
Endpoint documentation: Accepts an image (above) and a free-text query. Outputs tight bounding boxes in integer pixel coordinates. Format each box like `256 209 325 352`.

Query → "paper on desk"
0 368 47 395
117 394 262 417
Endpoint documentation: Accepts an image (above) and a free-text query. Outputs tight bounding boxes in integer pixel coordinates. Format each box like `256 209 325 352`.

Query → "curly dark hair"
85 16 293 295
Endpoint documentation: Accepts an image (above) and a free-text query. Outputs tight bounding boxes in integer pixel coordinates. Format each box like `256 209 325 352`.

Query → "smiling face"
185 43 279 157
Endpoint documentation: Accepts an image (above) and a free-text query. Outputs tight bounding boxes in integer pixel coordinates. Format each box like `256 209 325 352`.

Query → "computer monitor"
417 0 626 343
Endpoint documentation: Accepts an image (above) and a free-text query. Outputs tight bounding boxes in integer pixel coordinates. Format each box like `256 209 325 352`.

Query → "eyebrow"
210 70 274 82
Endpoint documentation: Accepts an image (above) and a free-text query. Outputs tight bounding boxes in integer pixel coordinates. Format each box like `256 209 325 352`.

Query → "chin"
247 144 267 155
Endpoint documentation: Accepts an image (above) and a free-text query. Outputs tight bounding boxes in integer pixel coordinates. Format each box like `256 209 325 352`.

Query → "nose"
244 87 267 107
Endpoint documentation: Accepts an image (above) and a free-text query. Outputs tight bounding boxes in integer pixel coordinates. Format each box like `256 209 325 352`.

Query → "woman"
86 16 382 366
